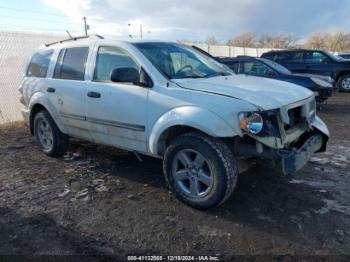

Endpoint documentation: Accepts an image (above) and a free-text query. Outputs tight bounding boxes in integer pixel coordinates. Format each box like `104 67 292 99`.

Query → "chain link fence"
0 31 279 125
0 31 62 125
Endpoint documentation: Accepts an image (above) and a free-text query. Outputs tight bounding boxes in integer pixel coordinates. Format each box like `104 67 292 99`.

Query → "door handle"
87 91 101 98
46 87 55 93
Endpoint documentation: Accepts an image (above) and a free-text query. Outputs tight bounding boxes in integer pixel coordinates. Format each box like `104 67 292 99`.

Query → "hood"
292 73 334 83
172 74 313 110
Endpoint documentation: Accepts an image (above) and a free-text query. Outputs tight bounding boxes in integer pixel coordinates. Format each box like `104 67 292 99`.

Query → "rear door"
46 46 91 139
282 51 306 73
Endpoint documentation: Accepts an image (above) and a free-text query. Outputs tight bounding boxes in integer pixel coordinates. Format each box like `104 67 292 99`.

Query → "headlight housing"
311 77 332 88
239 112 264 134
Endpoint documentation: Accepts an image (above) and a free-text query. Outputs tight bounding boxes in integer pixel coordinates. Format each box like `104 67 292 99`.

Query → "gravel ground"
0 94 349 261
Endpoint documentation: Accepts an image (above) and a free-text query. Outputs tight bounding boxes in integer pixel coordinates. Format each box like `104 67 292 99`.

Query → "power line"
0 6 75 18
0 13 82 27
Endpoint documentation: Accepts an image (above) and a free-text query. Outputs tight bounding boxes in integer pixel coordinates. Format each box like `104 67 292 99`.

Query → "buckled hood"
173 74 314 110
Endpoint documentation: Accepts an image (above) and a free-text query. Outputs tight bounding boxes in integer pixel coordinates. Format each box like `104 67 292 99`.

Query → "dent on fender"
148 106 238 155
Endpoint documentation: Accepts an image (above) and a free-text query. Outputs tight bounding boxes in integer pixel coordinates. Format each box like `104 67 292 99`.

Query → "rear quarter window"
53 47 89 80
26 49 54 78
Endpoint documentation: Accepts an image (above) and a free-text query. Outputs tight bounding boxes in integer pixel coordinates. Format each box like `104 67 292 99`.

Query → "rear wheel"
337 74 350 92
163 132 238 209
33 110 69 157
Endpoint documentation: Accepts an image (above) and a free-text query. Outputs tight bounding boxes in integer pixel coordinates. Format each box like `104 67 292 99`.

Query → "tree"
304 32 328 49
205 36 218 45
258 32 298 48
304 31 350 51
226 32 256 47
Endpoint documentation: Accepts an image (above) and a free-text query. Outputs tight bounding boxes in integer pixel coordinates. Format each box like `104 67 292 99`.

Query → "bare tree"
226 32 256 47
304 31 350 51
304 32 328 49
258 32 298 48
205 36 219 45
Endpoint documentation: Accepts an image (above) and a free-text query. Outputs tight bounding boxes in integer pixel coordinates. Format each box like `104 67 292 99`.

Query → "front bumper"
277 134 323 174
21 108 30 126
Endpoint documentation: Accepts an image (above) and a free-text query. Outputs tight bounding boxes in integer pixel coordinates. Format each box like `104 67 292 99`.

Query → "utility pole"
83 16 88 36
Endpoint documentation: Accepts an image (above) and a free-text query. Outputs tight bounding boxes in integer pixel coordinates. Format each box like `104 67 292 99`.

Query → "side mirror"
110 67 152 87
111 67 140 84
265 70 277 78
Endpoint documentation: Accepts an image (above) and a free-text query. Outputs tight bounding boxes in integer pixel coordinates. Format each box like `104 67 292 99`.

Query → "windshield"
133 42 232 79
259 58 291 74
326 51 346 61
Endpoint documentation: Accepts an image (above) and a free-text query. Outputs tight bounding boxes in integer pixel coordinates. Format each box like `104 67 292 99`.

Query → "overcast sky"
1 0 350 42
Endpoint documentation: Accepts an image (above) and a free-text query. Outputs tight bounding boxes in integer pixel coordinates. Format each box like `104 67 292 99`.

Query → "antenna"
83 16 88 36
66 30 73 39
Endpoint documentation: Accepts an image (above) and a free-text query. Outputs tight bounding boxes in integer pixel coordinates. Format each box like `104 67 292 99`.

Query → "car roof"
264 49 325 54
40 35 180 50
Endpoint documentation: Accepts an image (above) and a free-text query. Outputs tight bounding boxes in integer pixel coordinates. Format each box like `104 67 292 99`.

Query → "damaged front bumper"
277 133 324 174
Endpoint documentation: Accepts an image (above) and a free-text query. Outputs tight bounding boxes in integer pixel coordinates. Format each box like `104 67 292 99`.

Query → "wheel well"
335 71 350 83
157 125 208 155
29 104 47 135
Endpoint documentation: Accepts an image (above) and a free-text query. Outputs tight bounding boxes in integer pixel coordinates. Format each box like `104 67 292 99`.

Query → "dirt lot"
0 94 349 261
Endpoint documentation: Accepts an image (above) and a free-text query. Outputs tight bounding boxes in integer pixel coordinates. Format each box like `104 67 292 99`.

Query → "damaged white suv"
20 36 329 209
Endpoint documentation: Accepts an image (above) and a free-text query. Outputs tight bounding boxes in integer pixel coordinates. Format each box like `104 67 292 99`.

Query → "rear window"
53 47 89 80
26 49 53 78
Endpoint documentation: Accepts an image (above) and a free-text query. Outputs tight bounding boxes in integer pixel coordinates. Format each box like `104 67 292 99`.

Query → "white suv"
20 35 329 209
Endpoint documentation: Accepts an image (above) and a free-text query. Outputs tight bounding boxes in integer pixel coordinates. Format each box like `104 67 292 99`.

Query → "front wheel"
163 132 238 209
337 74 350 92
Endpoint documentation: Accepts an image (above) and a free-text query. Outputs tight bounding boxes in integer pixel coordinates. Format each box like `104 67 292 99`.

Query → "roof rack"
45 34 104 47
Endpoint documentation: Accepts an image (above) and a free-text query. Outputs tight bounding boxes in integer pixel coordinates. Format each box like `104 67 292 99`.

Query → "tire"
337 74 350 92
163 132 238 209
33 110 69 157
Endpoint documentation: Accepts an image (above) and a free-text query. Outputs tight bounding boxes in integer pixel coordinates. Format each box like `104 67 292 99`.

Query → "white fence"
0 31 279 124
190 43 278 57
0 31 62 125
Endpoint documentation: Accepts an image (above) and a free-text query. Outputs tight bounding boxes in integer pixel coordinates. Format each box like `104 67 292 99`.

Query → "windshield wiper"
204 72 230 78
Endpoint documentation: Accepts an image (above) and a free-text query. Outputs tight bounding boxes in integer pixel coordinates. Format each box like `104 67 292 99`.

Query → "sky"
0 0 350 43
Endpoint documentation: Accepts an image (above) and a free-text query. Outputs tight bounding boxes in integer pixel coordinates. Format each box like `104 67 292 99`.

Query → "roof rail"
45 34 104 47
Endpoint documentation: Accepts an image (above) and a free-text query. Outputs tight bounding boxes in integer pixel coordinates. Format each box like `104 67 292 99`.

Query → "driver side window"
242 61 275 77
94 46 139 82
304 51 328 64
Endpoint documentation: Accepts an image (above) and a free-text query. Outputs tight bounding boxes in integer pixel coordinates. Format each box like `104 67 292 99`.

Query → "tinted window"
26 49 53 77
54 47 89 80
226 61 240 73
286 52 304 63
304 51 328 63
94 46 139 81
242 61 275 76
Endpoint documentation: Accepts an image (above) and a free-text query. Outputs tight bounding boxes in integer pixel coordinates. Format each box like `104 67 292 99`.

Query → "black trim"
60 113 145 132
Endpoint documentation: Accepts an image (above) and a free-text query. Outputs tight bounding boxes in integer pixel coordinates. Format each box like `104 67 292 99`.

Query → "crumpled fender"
312 116 329 138
148 106 237 155
29 91 67 134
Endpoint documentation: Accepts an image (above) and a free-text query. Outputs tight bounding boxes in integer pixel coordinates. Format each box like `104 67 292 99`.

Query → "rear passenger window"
93 46 139 81
26 50 53 78
286 52 304 63
53 47 89 80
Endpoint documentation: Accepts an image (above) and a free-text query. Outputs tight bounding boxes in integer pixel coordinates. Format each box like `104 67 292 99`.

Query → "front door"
84 45 149 152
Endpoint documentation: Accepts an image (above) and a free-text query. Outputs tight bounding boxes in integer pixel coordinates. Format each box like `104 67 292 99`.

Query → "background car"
336 52 350 60
219 56 333 103
261 49 350 92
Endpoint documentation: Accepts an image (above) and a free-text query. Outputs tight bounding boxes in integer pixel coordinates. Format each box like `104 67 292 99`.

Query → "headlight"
239 112 264 134
311 77 332 88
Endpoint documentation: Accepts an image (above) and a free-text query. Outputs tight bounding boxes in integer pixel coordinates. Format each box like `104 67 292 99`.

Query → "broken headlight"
239 112 264 134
